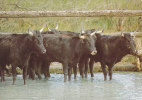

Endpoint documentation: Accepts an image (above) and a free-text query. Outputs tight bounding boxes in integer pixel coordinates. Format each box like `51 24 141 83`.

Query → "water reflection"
0 72 142 100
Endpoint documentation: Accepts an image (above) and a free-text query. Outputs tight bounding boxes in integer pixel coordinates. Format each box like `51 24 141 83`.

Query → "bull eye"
126 40 130 44
34 38 40 44
37 34 40 38
127 45 131 49
87 41 91 46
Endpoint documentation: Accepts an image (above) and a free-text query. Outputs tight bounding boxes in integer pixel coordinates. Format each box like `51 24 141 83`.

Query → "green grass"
0 0 142 64
0 0 142 32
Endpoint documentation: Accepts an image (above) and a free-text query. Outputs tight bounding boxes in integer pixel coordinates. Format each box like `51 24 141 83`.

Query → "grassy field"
0 0 142 66
0 0 142 32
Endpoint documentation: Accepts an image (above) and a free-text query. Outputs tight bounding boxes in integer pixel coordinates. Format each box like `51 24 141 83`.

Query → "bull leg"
44 72 47 79
23 59 30 85
28 66 35 80
68 66 72 81
73 65 77 79
12 66 16 85
31 69 35 80
89 59 95 77
35 62 42 80
101 63 107 81
28 71 32 79
46 62 51 77
35 72 42 80
43 61 50 78
85 58 89 78
40 61 47 78
2 65 6 81
0 68 3 82
108 66 113 80
31 61 37 80
23 67 28 85
79 63 82 76
5 67 10 76
43 63 48 79
63 61 68 82
81 64 85 78
2 69 4 82
79 62 85 78
0 65 5 82
3 71 5 81
85 63 88 78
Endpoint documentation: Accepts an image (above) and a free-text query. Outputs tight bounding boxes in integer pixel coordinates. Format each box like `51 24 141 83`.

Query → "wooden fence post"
0 10 142 18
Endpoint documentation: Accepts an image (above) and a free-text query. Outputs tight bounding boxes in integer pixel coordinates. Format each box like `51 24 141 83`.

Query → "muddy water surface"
0 72 142 100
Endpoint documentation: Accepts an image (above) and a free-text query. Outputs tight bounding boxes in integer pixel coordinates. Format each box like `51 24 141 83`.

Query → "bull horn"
81 24 85 34
40 25 45 32
91 31 97 36
131 28 138 36
101 24 105 32
46 24 51 31
131 31 136 36
94 25 105 33
121 28 124 37
55 23 58 30
28 27 33 36
97 26 101 30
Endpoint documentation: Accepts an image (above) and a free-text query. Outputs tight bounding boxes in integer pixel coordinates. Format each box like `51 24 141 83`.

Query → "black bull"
0 30 46 85
79 32 137 80
28 31 97 81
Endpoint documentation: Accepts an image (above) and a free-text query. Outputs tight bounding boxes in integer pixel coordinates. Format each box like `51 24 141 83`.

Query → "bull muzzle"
131 49 138 56
91 50 97 55
135 50 139 55
42 49 46 54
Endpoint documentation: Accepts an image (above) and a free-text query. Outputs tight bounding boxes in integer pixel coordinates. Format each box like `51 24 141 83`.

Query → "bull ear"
28 27 33 36
95 33 101 38
46 24 51 31
55 23 58 30
40 25 45 33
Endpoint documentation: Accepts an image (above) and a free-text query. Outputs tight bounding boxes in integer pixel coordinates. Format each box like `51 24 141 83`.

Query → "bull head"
81 24 85 34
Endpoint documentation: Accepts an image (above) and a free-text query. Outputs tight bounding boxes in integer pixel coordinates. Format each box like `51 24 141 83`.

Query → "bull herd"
0 24 138 85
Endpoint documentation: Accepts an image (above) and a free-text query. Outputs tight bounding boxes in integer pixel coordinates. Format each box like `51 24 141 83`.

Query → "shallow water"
0 72 142 100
